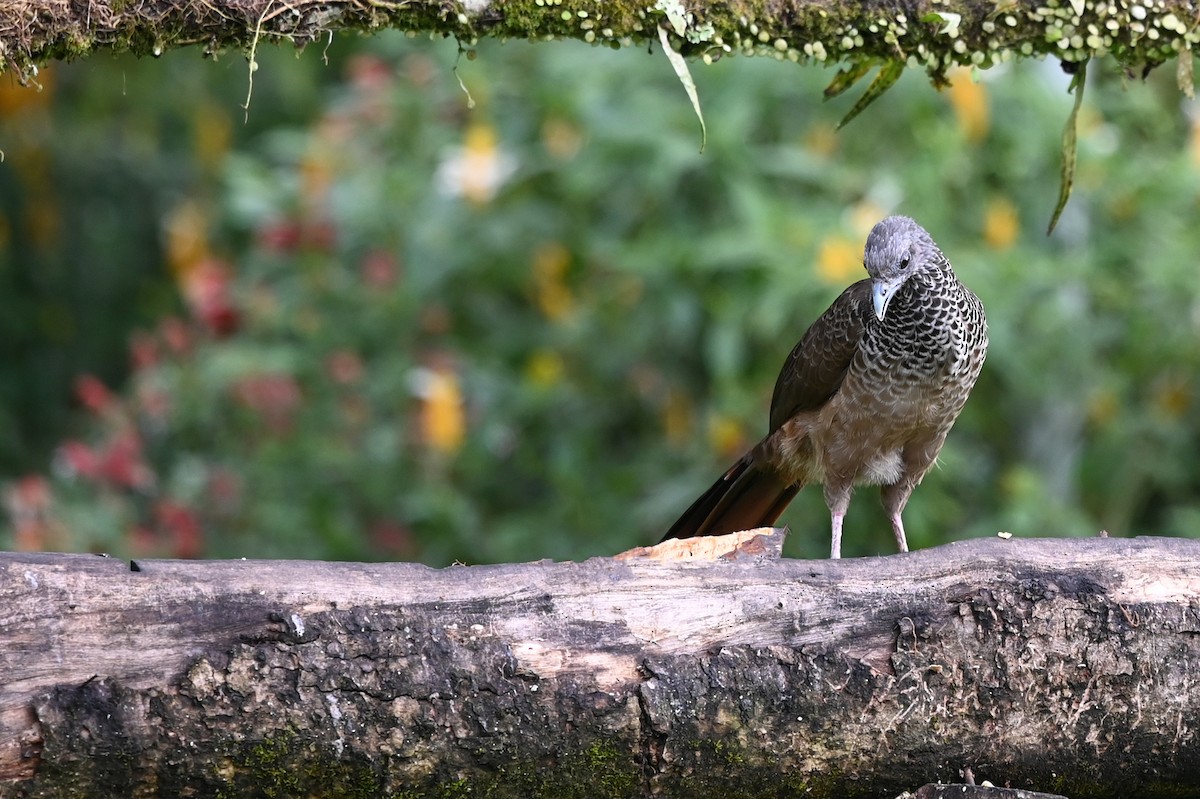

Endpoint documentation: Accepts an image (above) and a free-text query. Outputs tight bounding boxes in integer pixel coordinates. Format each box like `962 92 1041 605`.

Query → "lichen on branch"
2 0 1197 85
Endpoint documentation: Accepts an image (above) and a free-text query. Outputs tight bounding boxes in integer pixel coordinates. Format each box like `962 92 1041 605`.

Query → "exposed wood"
2 535 1200 797
2 0 1198 89
911 787 1069 799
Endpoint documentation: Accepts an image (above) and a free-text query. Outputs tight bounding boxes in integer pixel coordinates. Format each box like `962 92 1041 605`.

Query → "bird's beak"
871 278 901 321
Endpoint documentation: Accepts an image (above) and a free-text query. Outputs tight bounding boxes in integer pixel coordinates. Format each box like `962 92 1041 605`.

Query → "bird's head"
862 215 937 321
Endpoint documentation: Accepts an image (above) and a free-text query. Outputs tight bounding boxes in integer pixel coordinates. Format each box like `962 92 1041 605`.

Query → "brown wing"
768 279 870 432
661 280 870 543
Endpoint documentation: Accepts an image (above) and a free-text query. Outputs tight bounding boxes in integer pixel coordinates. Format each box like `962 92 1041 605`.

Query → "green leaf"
657 24 707 153
837 60 904 129
922 11 961 37
1047 61 1088 235
823 60 873 99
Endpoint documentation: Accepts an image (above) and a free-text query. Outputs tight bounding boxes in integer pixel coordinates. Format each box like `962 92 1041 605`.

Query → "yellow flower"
708 414 746 460
815 235 861 285
532 242 575 321
525 349 565 387
414 365 465 454
946 67 989 143
849 201 888 237
983 197 1020 251
164 201 211 276
435 123 517 206
1153 374 1192 420
1190 115 1200 169
663 389 693 446
804 122 839 158
193 100 232 174
1087 389 1119 426
299 146 335 207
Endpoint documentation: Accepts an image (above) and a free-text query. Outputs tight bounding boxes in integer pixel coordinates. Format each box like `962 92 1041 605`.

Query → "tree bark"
1 534 1199 797
1 0 1197 87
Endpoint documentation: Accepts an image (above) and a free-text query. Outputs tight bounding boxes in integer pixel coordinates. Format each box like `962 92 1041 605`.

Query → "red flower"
257 220 303 253
10 475 51 509
155 500 203 559
232 373 302 433
301 219 337 252
56 434 154 490
207 467 242 513
159 317 193 356
129 526 158 556
347 55 394 93
370 518 416 558
3 475 54 551
98 432 154 490
136 385 171 424
360 250 400 289
256 219 336 255
326 349 365 385
129 331 160 371
182 259 240 337
56 441 100 481
74 374 113 414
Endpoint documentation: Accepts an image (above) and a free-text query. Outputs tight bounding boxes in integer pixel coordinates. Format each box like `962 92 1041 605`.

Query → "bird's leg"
823 482 853 559
830 511 845 559
881 480 915 553
889 512 908 553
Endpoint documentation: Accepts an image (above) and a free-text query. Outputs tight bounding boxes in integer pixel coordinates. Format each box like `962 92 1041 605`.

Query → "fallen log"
1 533 1198 798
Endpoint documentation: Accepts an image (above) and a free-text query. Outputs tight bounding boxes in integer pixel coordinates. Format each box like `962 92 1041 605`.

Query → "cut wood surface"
1 534 1199 798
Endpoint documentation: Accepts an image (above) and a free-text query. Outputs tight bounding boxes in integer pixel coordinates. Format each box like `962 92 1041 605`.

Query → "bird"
661 215 988 558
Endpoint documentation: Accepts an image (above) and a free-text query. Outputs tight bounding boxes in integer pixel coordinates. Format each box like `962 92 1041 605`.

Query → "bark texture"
1 535 1200 798
2 0 1198 88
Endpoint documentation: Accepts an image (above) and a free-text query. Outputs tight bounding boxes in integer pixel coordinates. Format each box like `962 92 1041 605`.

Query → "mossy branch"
2 0 1197 86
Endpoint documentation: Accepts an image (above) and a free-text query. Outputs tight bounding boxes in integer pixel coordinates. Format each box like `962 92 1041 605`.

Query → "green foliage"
0 44 335 476
3 36 1200 563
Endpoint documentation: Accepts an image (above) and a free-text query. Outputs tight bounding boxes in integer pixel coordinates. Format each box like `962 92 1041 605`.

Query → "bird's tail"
660 455 800 542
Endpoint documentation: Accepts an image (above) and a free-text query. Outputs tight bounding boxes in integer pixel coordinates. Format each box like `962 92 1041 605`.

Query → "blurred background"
1 34 1199 563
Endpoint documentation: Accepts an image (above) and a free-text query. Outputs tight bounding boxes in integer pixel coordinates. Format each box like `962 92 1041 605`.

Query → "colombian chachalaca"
662 215 988 558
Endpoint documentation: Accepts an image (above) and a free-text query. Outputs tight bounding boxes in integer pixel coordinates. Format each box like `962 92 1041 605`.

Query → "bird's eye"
899 256 911 269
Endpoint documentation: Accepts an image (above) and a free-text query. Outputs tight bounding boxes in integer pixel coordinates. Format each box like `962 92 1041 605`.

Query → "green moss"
681 737 748 767
193 727 1200 799
480 736 641 799
582 739 640 797
220 730 383 799
1043 773 1200 799
436 777 472 798
206 729 647 799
